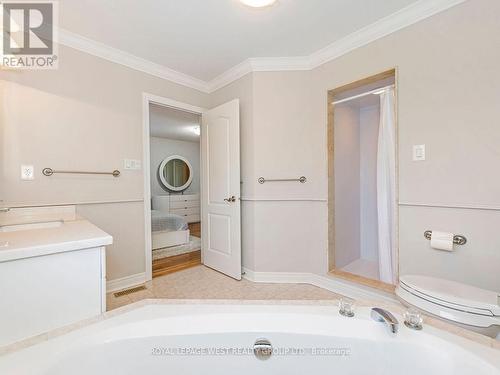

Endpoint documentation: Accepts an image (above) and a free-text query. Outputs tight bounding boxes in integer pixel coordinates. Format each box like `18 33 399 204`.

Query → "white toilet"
396 275 500 338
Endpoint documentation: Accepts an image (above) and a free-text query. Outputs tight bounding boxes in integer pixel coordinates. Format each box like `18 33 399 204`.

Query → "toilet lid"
399 275 500 316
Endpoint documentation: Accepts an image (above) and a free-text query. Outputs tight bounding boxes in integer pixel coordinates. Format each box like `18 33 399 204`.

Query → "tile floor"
107 265 340 311
341 258 379 280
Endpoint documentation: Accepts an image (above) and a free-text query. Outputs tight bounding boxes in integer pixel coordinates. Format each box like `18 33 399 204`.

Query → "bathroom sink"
0 220 63 232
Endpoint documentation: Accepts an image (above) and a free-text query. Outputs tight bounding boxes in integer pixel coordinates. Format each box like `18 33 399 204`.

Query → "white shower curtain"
377 87 397 284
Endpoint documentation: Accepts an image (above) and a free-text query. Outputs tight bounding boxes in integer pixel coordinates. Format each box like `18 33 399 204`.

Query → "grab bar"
42 168 120 177
258 176 306 184
423 230 467 245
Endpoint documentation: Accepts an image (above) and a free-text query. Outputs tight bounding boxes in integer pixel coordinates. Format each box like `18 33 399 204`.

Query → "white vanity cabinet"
0 215 112 347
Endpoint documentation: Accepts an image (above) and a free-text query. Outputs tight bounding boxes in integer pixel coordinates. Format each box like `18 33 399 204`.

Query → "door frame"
327 68 399 289
142 93 205 282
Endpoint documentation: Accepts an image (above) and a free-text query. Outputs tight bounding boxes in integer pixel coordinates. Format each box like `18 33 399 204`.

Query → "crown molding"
308 0 467 69
59 29 210 93
58 0 466 94
209 0 466 91
207 56 311 92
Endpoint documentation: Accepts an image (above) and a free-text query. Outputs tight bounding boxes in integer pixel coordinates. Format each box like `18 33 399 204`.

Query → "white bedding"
151 210 188 233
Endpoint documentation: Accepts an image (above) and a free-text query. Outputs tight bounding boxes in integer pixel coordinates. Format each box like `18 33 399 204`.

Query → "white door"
201 99 241 280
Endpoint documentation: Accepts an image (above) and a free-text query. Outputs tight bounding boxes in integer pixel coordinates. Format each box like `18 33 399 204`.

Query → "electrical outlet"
21 165 34 180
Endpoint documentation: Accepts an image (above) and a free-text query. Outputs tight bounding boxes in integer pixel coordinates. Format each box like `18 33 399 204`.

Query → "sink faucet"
371 307 399 334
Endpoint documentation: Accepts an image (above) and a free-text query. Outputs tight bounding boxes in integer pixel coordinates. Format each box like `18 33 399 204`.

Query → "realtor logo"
1 1 58 69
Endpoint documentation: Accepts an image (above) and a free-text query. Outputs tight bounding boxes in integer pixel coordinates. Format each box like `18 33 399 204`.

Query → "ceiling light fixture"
239 0 277 8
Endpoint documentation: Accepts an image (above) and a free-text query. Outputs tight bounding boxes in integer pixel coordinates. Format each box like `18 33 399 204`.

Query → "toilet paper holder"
424 231 467 245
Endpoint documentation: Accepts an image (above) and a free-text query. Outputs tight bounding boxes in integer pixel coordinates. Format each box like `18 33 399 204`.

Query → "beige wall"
334 105 361 268
209 0 500 290
359 106 380 262
251 72 327 274
0 45 209 281
2 0 499 290
310 0 500 290
211 71 328 274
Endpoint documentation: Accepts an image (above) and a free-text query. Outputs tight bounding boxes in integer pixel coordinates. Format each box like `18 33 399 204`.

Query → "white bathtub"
1 302 499 375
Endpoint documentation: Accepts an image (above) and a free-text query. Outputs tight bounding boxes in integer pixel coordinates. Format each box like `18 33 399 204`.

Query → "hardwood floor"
152 222 201 278
188 222 201 238
153 250 201 278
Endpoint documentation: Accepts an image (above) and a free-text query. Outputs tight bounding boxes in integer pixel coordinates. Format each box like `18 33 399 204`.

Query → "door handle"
224 196 236 203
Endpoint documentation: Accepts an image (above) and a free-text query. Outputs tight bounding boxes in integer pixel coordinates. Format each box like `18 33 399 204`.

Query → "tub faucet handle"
339 297 355 317
404 308 423 330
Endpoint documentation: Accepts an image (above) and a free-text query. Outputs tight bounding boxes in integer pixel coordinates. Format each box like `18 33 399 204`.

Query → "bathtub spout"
371 308 399 334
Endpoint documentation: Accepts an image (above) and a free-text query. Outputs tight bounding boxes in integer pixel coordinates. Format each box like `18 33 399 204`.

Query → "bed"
151 210 189 250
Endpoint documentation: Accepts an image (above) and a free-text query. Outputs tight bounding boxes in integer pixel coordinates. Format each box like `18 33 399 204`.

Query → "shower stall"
328 71 397 286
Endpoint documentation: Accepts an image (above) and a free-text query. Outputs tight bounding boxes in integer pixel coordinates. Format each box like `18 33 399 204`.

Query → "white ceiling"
59 0 419 81
149 104 200 143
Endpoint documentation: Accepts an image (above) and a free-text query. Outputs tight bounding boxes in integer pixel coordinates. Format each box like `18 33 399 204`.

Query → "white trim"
59 29 210 93
1 199 143 209
241 197 327 202
208 56 311 93
399 201 500 212
243 268 397 304
142 95 153 282
308 0 466 69
146 94 205 115
210 0 465 91
58 0 465 94
142 93 205 282
106 272 146 293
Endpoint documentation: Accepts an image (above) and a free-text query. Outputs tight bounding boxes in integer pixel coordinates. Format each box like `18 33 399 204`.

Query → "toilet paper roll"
430 231 454 251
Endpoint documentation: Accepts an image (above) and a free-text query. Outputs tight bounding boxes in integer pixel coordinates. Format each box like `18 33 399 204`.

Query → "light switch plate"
124 159 142 170
21 165 34 180
413 145 426 161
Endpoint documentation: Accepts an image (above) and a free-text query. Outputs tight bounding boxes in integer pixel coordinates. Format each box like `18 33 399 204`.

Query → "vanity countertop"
0 219 112 262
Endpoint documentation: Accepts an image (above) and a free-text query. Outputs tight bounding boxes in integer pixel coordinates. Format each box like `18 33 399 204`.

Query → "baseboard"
243 268 396 303
106 272 146 293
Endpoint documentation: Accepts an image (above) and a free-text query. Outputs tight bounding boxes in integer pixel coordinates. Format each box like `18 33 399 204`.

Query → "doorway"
142 95 205 280
149 103 202 277
142 94 242 282
327 70 398 291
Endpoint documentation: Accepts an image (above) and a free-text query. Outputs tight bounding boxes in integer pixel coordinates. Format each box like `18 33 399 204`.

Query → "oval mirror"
158 155 193 192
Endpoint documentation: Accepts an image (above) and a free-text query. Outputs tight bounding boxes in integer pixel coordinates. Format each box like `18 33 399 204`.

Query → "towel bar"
258 176 306 184
42 168 120 177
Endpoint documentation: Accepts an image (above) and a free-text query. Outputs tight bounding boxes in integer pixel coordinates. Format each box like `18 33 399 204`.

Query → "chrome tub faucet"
371 307 399 334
